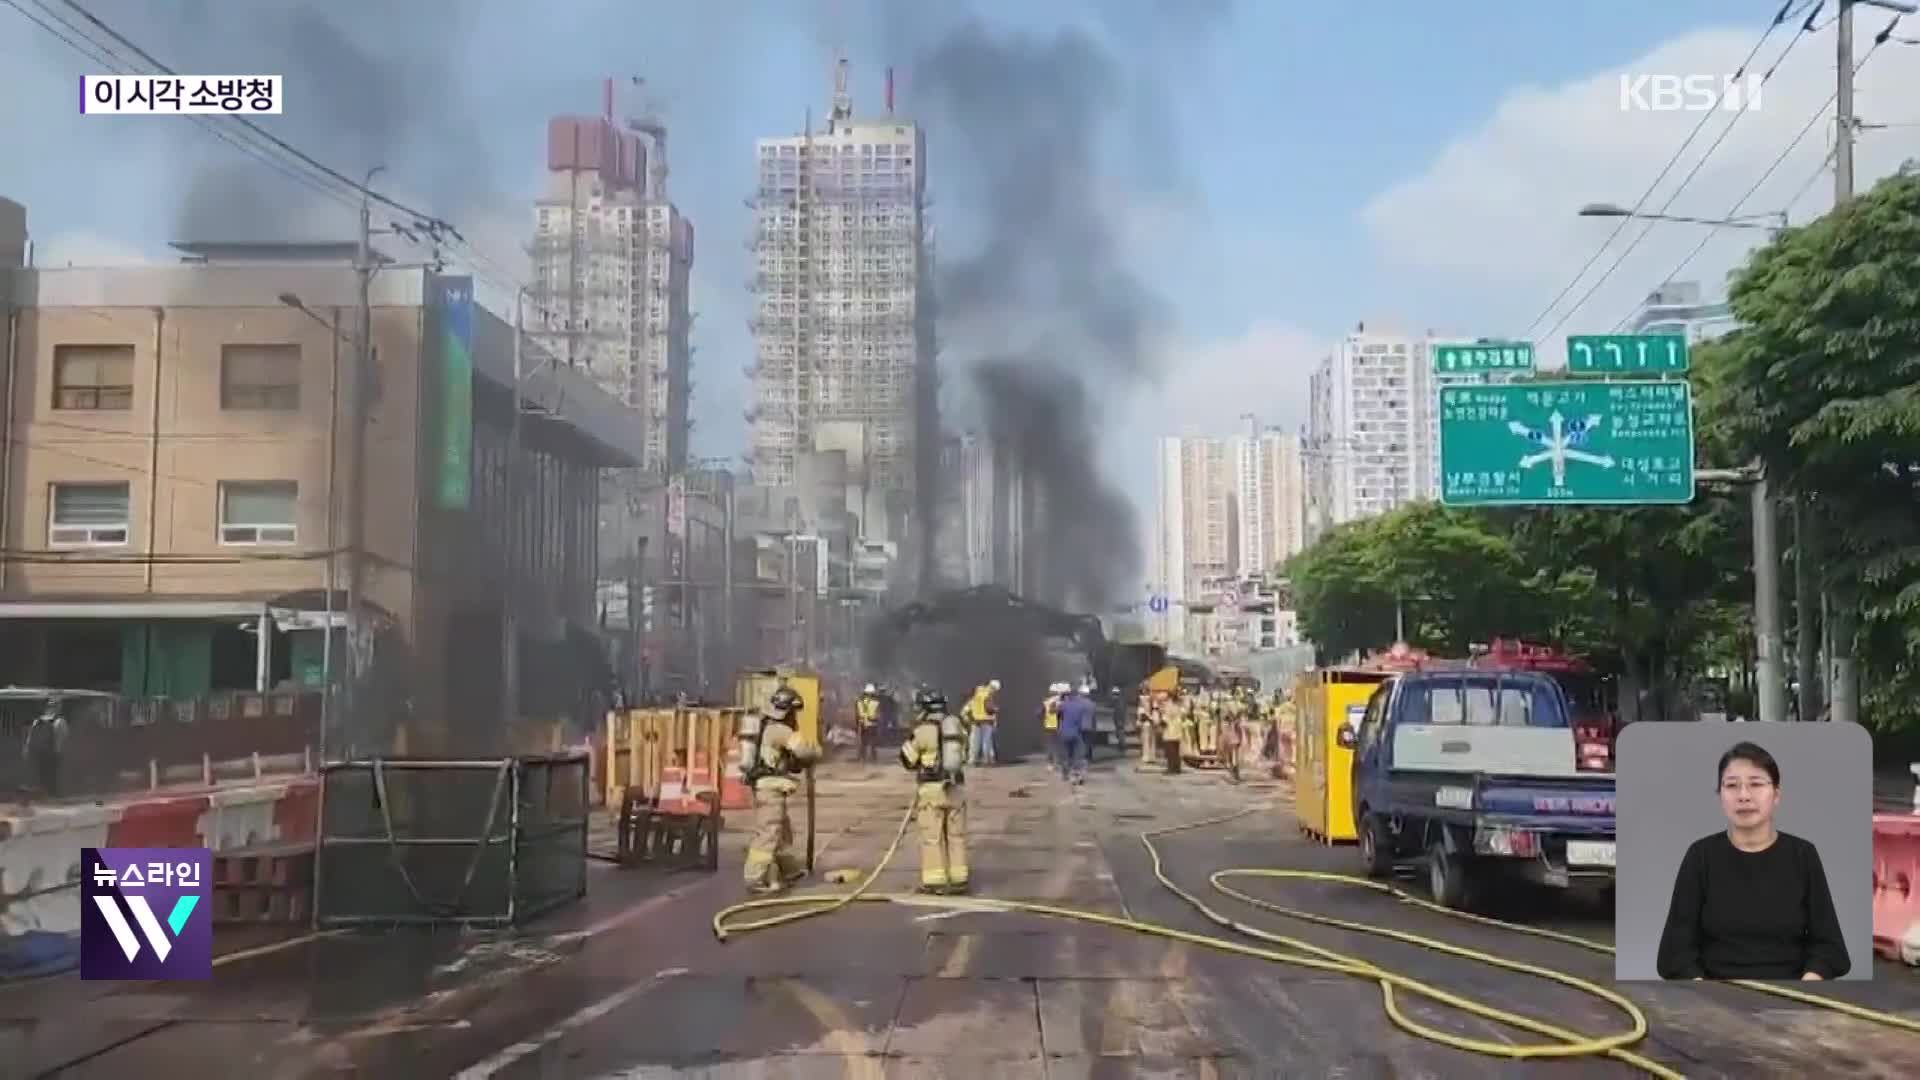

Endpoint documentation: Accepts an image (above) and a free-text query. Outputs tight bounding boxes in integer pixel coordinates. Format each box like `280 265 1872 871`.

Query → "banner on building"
431 275 475 509
666 476 686 538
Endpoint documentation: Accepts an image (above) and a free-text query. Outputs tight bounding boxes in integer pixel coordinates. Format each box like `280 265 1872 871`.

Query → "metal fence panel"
314 754 588 928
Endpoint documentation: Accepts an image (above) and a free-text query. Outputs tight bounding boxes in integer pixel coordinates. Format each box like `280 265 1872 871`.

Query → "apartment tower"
748 61 932 556
529 85 693 478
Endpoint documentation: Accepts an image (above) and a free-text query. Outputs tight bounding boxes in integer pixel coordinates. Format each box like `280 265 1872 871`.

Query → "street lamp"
1576 204 1788 231
1570 201 1790 722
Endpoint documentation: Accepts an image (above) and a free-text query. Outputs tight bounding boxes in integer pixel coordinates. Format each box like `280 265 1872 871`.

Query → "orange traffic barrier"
605 706 750 814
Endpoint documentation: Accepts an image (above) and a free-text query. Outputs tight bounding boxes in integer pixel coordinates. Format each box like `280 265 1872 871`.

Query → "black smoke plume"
866 7 1232 741
134 0 497 243
914 21 1160 611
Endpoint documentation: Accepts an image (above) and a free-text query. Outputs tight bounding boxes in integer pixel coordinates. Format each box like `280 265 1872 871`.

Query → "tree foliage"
1285 171 1920 729
1699 168 1920 728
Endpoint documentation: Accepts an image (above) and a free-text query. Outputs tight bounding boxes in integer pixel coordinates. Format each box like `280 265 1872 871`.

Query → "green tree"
1700 168 1920 730
1288 503 1557 661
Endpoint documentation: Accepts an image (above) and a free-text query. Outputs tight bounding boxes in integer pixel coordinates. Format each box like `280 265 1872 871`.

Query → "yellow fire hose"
712 797 1919 1077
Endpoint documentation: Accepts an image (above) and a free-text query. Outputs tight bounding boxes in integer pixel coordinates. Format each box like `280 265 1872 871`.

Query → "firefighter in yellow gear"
855 683 883 763
1197 692 1220 756
737 686 821 894
899 687 969 894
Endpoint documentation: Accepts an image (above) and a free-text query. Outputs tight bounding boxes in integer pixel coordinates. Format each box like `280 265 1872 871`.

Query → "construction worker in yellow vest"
963 679 1000 766
736 686 822 894
1041 682 1067 767
899 687 970 894
855 683 883 763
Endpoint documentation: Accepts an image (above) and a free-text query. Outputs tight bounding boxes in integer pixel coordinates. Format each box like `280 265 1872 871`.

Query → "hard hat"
988 678 1001 690
863 683 876 694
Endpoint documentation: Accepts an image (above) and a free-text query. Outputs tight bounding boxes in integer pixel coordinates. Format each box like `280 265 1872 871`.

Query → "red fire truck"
1469 639 1617 772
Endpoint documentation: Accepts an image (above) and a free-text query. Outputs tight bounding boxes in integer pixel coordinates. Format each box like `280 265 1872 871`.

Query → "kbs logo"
80 848 212 980
1619 74 1763 113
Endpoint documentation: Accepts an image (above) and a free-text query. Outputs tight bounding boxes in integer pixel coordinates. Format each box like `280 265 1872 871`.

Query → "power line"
1620 33 1891 327
13 0 530 300
16 0 371 223
55 0 445 228
1538 2 1822 344
1519 0 1802 340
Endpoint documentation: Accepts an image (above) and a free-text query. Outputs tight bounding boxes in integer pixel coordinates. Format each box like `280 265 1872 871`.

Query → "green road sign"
1434 341 1536 375
1438 380 1695 506
1567 333 1690 374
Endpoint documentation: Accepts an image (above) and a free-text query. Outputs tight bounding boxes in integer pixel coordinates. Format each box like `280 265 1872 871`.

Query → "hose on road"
711 793 1918 1077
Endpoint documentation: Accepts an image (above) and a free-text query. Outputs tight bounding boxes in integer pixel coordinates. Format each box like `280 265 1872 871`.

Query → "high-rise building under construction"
530 87 692 478
748 61 934 556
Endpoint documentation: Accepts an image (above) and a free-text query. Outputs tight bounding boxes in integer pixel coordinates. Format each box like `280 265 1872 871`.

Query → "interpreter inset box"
1613 721 1872 982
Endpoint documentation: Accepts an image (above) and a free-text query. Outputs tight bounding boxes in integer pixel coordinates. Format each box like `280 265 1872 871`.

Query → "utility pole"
503 288 524 736
1794 502 1821 721
1837 2 1857 203
346 165 382 747
1752 476 1787 724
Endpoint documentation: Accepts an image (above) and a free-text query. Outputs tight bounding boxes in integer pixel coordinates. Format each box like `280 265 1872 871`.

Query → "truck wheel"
1358 813 1393 878
1427 837 1477 911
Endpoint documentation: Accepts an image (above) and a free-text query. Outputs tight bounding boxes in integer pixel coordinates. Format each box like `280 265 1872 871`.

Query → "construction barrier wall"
0 777 319 937
604 707 747 814
1873 811 1920 965
314 755 589 928
0 690 320 801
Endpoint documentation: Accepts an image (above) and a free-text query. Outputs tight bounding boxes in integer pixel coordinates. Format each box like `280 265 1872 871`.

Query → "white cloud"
1365 22 1920 348
1133 320 1328 437
33 230 164 266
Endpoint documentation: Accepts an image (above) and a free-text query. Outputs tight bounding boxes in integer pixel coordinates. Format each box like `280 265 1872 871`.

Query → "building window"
49 482 130 546
221 344 301 410
52 344 134 410
219 481 298 545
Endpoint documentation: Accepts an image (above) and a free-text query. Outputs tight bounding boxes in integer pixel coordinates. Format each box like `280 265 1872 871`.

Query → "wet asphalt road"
6 751 1920 1078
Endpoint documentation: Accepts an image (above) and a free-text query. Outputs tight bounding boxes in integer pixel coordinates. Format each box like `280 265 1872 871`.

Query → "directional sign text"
1434 342 1536 375
1567 333 1690 374
1438 381 1696 506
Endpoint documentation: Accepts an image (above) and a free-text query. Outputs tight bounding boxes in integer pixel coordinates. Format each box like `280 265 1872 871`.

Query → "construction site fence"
0 690 320 800
313 754 589 929
604 706 747 813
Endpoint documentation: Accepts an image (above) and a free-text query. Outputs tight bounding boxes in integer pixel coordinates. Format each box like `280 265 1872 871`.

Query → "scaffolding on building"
745 59 926 508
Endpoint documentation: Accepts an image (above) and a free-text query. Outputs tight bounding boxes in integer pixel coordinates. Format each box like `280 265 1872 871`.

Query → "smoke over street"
138 0 501 243
907 7 1230 612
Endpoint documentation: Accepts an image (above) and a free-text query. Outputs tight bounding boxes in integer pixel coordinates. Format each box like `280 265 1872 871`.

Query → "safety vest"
965 687 996 724
1042 696 1061 731
856 696 881 726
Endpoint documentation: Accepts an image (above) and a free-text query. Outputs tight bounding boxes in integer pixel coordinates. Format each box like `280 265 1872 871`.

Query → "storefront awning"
0 600 347 630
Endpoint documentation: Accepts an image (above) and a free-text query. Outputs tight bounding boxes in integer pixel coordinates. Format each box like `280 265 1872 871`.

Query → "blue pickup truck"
1347 667 1616 911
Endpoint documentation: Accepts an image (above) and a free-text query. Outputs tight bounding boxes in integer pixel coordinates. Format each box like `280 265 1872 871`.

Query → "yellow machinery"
1292 666 1392 843
734 668 824 747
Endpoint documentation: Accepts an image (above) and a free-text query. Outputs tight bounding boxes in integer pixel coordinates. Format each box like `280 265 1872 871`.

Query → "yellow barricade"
604 706 747 813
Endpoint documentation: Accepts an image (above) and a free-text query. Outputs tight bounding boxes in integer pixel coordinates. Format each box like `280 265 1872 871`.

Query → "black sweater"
1655 831 1850 980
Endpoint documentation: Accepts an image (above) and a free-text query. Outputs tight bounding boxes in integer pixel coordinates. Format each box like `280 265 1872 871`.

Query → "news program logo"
1619 73 1763 113
80 848 212 981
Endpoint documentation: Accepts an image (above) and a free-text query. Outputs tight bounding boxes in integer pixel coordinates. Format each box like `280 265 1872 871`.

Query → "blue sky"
5 1 1916 506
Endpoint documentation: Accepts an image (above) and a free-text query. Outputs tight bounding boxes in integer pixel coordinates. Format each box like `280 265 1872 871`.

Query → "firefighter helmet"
768 686 804 717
